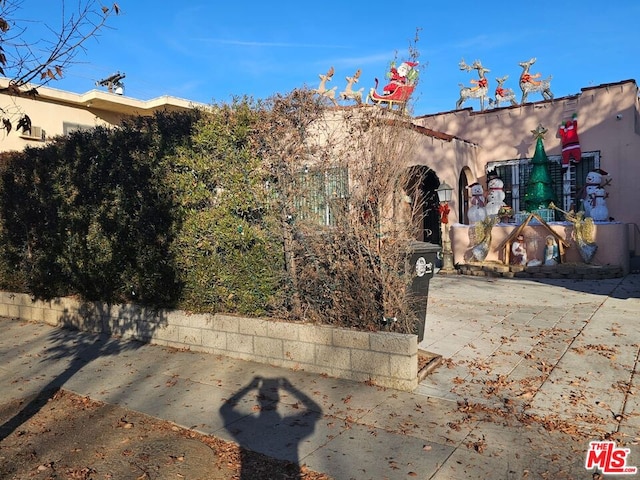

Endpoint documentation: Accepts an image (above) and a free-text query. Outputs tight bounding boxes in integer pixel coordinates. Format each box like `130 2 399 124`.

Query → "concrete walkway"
1 274 639 479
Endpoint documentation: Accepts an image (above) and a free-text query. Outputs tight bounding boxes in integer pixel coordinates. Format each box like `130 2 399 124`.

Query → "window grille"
294 166 349 226
488 151 599 218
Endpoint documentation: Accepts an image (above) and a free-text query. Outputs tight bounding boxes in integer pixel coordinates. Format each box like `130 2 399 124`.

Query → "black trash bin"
407 240 441 342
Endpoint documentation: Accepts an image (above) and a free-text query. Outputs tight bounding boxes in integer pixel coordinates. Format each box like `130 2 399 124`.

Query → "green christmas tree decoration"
524 124 558 212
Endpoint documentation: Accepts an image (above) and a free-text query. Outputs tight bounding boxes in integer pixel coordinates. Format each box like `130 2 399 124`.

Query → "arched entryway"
403 166 441 244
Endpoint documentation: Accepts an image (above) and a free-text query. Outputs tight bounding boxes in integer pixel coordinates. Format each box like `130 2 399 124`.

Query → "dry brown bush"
257 90 430 334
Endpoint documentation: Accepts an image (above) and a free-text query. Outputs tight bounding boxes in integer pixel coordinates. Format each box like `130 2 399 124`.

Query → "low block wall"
0 291 418 391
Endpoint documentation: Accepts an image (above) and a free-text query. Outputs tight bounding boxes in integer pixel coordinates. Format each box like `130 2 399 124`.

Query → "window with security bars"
487 151 599 218
294 166 349 226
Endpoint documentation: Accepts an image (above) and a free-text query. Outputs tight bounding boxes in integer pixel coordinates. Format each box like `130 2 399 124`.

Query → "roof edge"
415 79 638 119
0 77 207 111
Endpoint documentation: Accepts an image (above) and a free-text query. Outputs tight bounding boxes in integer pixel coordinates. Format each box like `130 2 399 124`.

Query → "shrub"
255 91 424 334
0 111 200 305
169 98 284 315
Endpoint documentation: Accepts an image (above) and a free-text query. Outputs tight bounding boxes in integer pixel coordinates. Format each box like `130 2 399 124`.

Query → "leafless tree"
0 0 120 134
256 88 425 333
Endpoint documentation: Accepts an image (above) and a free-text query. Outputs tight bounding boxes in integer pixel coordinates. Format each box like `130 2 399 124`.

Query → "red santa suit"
558 115 581 167
383 68 403 95
382 61 418 95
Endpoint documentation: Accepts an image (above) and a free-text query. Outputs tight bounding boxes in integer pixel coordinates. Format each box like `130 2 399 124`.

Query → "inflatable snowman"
582 169 608 218
485 176 506 217
467 182 487 224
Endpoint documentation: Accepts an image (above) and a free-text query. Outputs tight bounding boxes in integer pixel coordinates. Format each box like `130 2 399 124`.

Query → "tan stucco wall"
410 135 479 224
414 80 640 232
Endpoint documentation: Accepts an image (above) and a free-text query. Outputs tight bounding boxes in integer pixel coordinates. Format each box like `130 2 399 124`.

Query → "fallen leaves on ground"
0 390 332 480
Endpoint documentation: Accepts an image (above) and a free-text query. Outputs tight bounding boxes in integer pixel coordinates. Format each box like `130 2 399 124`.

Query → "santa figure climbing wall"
558 113 581 168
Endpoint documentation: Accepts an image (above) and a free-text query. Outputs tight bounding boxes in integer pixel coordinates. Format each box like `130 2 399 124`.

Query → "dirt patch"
0 389 332 480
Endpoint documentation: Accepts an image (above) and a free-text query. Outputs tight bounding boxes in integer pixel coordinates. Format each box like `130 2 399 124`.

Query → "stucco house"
304 78 639 274
0 78 203 152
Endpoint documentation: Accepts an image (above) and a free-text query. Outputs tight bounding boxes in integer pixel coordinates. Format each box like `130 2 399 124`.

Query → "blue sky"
32 1 639 116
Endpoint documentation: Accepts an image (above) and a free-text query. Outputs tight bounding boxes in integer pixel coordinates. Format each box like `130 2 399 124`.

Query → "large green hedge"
0 105 284 315
168 100 284 315
0 111 200 306
0 95 419 334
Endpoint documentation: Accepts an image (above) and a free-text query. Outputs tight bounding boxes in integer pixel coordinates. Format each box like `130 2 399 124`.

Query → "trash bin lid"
408 240 442 255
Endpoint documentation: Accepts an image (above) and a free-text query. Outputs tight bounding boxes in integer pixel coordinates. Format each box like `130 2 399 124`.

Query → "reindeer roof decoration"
313 61 420 110
489 75 518 108
519 57 553 104
339 69 364 105
455 57 555 110
314 66 338 106
456 59 490 111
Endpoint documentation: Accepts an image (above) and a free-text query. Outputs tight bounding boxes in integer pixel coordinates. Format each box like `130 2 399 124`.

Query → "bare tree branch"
0 1 119 91
0 1 119 134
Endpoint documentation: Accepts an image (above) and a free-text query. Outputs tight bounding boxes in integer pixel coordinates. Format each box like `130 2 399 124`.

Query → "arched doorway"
403 166 441 244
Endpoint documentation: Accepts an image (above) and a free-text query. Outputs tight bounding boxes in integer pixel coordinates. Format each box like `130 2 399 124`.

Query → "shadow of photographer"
220 376 322 480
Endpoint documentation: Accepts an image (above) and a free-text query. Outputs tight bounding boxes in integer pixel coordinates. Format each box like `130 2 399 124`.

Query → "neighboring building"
0 78 204 152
